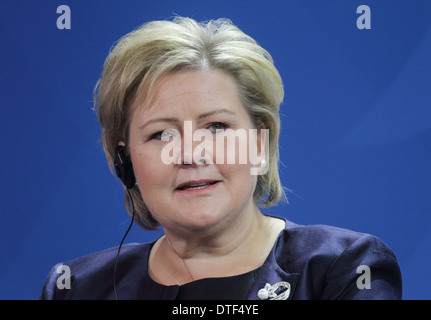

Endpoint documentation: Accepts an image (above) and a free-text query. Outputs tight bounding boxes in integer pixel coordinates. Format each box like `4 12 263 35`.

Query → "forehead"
131 69 246 119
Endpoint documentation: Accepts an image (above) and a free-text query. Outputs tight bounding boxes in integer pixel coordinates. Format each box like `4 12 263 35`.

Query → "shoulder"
65 242 152 270
279 221 397 260
275 221 402 299
38 242 153 300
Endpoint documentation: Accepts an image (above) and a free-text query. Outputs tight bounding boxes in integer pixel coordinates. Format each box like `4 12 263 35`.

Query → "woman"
39 17 401 300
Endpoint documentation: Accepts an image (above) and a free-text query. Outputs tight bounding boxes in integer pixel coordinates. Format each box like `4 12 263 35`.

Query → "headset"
114 145 136 189
112 145 136 300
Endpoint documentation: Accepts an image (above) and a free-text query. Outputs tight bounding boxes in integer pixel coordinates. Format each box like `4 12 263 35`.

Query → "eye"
149 129 178 141
208 122 229 132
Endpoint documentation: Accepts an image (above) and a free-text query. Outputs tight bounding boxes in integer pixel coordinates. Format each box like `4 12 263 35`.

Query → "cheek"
219 163 258 216
132 152 174 218
212 132 257 187
219 161 257 191
132 150 170 191
213 133 253 166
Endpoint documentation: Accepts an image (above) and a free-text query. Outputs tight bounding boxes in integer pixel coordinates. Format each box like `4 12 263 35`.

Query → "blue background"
1 0 430 300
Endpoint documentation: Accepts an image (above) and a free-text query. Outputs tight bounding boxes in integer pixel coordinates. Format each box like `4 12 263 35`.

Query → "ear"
256 123 268 160
250 124 269 176
113 141 127 163
114 142 136 189
114 141 126 158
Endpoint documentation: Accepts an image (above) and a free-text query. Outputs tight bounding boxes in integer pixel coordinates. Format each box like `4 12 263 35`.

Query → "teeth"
179 181 217 190
183 182 210 189
185 184 208 190
188 183 209 187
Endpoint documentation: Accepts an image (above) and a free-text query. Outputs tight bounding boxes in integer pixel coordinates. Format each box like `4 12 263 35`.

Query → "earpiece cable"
113 188 135 300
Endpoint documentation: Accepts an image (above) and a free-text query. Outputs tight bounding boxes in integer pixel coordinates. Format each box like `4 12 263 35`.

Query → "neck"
149 205 284 285
165 204 263 259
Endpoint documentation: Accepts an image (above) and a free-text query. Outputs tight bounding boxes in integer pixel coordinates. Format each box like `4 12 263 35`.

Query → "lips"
176 180 220 191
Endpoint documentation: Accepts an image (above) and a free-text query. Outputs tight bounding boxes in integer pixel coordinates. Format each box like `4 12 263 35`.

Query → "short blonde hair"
94 17 285 230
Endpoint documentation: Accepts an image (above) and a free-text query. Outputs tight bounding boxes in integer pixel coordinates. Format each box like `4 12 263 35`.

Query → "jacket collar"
246 219 300 300
140 216 301 300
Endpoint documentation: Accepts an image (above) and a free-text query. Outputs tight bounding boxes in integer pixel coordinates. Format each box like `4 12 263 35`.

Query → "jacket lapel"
246 235 300 300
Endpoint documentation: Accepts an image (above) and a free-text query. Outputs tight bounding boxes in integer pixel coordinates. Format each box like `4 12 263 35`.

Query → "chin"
175 209 228 233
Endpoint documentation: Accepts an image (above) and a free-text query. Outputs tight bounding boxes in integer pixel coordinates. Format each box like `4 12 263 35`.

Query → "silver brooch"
257 282 291 300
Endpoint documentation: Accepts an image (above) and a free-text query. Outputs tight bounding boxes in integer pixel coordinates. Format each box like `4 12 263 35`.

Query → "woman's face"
128 69 262 235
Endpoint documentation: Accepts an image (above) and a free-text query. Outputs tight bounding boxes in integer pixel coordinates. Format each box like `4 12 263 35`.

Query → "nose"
179 121 213 167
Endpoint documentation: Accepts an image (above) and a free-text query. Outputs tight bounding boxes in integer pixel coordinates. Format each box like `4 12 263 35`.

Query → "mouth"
175 180 221 192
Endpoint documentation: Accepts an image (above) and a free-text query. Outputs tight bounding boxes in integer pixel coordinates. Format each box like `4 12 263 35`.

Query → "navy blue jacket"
38 219 402 300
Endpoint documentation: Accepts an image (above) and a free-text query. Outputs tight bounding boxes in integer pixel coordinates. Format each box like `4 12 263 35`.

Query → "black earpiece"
114 146 136 189
113 145 137 300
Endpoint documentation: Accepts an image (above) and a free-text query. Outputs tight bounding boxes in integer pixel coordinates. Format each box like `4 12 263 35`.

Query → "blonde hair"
94 17 286 229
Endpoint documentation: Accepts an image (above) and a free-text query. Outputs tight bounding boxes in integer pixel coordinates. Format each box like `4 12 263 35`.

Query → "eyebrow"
139 108 236 130
139 117 178 130
198 108 236 119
